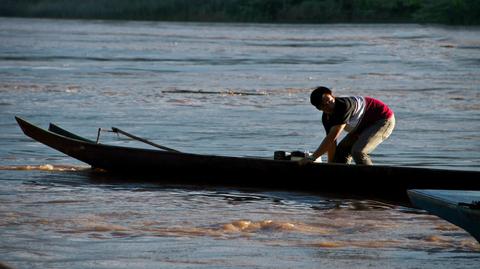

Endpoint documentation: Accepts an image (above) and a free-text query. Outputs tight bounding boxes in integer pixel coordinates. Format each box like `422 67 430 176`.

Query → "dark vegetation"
1 0 479 25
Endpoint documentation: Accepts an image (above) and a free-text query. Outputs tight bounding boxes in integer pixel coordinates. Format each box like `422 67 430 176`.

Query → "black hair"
310 86 332 106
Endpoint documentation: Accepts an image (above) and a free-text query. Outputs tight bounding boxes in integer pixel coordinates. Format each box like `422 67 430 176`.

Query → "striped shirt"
322 96 393 134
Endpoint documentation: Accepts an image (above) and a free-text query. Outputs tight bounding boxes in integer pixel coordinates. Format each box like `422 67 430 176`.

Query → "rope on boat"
96 127 180 153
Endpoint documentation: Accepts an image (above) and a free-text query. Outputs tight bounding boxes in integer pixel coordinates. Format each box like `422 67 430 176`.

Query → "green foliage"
0 0 479 25
415 0 480 24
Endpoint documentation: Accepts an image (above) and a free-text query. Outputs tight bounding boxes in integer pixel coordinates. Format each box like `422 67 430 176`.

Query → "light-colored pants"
334 115 395 165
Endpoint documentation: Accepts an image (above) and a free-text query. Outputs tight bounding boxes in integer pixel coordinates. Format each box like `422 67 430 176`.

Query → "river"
1 17 479 268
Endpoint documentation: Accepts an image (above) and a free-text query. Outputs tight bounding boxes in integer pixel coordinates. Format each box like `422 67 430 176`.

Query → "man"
301 86 395 165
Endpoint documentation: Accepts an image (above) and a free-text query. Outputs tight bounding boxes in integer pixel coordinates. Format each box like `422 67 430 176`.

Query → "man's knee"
352 150 372 165
333 145 351 163
333 154 352 164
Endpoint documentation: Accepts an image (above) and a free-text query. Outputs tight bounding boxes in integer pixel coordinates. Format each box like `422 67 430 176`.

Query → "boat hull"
15 117 480 205
408 189 480 242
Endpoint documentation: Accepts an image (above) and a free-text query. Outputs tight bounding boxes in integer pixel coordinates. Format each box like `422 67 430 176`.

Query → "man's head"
310 86 335 113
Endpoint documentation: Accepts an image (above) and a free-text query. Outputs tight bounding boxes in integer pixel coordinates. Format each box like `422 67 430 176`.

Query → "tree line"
1 0 479 25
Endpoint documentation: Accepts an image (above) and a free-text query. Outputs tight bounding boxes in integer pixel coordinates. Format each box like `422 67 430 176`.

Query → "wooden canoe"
15 116 480 205
408 189 480 242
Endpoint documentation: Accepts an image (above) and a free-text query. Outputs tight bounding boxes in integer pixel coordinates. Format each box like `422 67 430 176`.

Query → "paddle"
111 127 180 152
96 127 180 153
